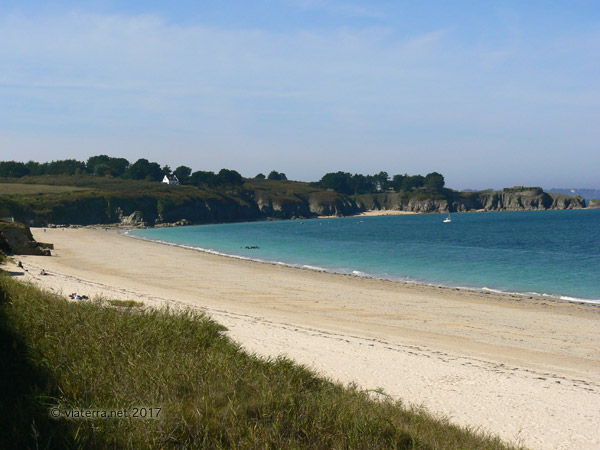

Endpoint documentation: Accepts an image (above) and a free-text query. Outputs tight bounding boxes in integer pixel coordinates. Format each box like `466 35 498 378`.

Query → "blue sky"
1 1 598 189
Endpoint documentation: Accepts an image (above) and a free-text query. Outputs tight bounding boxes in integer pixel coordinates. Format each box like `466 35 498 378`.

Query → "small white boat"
443 213 452 223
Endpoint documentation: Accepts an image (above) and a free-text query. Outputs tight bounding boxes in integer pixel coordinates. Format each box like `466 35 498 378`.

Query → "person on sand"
17 261 23 269
40 269 47 276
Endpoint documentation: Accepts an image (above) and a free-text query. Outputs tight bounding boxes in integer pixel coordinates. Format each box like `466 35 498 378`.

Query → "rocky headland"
354 187 586 214
0 182 588 228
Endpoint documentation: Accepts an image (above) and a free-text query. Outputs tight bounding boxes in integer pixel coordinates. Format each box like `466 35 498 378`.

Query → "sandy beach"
354 210 418 216
11 227 600 450
319 209 418 218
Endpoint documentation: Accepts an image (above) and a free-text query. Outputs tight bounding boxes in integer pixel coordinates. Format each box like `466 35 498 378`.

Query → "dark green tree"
189 170 218 187
350 174 374 194
217 169 243 187
0 161 30 178
424 172 445 192
391 174 406 192
373 171 390 191
319 172 354 195
86 155 129 177
173 166 192 183
123 158 163 181
25 161 42 176
93 164 112 177
267 171 287 181
401 175 425 191
40 159 87 176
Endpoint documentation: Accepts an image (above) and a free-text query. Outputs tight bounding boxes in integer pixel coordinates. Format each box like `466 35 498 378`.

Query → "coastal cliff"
0 180 358 226
354 188 586 213
460 188 586 211
0 178 587 227
253 190 358 218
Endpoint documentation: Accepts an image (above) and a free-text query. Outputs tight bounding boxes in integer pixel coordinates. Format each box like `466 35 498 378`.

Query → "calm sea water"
128 209 600 303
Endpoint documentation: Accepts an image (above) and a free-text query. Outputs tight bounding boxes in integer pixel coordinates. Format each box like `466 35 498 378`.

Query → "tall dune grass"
0 271 524 449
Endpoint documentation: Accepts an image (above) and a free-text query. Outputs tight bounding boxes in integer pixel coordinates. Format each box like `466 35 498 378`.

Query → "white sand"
11 227 600 450
320 210 418 218
354 210 418 216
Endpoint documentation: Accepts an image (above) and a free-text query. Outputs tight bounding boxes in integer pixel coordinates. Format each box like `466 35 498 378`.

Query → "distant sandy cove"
12 227 600 450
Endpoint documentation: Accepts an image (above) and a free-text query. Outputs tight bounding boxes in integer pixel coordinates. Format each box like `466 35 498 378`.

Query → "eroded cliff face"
4 186 587 228
253 191 359 218
354 190 586 214
0 221 52 255
7 187 361 226
307 194 358 216
467 190 585 211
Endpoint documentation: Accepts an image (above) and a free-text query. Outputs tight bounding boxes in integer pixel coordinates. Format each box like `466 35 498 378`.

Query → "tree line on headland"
0 157 247 189
0 156 443 195
317 171 445 195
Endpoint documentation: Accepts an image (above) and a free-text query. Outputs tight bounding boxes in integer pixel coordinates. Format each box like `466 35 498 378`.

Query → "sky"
1 1 599 190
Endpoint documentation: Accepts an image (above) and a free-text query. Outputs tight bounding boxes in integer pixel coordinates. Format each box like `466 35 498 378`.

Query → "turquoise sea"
128 209 600 303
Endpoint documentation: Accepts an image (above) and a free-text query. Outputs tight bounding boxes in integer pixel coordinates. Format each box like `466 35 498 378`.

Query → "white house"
162 175 179 185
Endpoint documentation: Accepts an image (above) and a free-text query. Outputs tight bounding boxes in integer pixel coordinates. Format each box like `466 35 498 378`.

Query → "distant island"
0 156 590 227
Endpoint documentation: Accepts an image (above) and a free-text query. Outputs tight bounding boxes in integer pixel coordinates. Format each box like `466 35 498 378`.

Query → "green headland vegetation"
0 156 586 226
0 270 524 449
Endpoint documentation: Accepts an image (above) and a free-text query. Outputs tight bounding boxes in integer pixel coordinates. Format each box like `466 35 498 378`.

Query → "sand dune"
13 227 600 450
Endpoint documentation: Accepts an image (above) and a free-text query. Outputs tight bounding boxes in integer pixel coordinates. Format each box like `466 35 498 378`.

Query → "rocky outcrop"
588 199 600 208
548 194 587 209
118 210 146 227
252 192 303 218
468 190 585 211
253 191 359 219
154 219 192 228
0 221 51 255
355 193 452 213
307 194 358 216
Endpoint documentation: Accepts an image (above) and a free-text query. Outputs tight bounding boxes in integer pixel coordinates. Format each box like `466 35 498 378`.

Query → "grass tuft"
106 299 144 308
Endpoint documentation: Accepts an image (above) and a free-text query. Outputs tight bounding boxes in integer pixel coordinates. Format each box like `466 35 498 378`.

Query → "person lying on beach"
40 269 47 275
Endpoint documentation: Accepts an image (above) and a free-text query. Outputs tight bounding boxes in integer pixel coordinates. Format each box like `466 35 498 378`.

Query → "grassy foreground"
0 272 523 449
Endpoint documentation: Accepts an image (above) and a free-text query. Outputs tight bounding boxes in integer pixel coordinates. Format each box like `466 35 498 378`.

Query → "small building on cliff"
162 175 179 185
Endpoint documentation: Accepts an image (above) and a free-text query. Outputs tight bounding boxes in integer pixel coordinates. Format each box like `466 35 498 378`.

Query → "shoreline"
123 229 600 306
11 227 600 450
